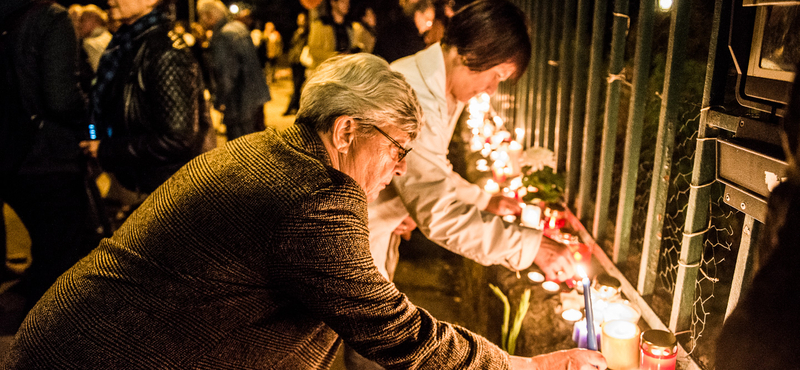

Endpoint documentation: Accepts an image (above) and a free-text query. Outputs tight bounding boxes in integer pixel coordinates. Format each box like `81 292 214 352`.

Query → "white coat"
367 43 541 280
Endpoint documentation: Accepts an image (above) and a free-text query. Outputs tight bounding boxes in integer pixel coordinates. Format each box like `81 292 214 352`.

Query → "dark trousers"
286 63 306 113
2 171 102 311
225 105 266 141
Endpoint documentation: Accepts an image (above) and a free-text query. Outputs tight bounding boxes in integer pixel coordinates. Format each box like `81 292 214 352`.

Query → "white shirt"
367 43 541 279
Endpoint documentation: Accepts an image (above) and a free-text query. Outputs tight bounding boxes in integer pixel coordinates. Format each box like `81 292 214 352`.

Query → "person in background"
352 2 578 367
66 3 96 96
306 0 354 73
372 0 435 64
424 0 454 47
77 4 112 72
3 52 606 370
283 11 309 116
79 0 212 208
262 21 283 84
715 61 800 370
352 6 376 54
0 0 103 317
197 0 270 141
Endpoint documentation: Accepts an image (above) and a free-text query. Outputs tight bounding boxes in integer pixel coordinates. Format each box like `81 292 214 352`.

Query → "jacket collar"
280 123 333 168
413 43 448 124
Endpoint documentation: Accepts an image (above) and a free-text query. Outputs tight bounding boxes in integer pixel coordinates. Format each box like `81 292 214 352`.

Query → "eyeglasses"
370 125 412 162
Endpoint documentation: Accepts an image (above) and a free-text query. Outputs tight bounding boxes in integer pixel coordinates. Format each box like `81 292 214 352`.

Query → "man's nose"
393 158 408 177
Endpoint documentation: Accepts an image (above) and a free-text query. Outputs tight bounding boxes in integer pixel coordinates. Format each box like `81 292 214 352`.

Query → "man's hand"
533 236 576 282
485 194 522 216
509 349 607 370
392 216 417 241
79 140 101 159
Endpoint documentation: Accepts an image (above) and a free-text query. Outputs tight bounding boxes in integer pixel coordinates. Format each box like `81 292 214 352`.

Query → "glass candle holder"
601 320 640 370
593 273 621 301
640 329 677 370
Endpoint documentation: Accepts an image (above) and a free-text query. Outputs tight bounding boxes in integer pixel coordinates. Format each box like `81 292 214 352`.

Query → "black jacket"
95 18 211 193
0 0 88 179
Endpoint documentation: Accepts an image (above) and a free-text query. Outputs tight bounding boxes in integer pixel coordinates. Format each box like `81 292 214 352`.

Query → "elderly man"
4 54 604 370
197 0 270 141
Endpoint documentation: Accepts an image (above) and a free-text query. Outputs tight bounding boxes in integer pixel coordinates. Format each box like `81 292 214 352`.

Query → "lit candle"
541 281 560 293
520 204 542 229
602 320 640 370
527 271 545 283
602 301 641 324
476 159 490 172
577 265 597 351
640 329 677 370
572 319 602 349
484 179 500 194
507 140 523 176
515 128 525 143
562 308 583 322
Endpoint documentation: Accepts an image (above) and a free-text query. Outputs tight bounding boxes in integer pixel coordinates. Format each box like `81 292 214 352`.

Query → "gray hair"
296 53 424 140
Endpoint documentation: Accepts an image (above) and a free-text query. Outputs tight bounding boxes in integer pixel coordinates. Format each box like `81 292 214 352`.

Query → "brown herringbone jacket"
4 124 509 369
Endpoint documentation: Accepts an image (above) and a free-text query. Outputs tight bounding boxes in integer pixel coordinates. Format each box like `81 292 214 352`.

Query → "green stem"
489 284 510 352
507 288 531 355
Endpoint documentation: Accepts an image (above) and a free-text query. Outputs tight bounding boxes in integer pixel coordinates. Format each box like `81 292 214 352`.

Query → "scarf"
90 9 168 139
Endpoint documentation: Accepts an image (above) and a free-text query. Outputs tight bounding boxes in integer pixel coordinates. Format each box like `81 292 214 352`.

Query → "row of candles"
468 95 679 369
527 268 678 370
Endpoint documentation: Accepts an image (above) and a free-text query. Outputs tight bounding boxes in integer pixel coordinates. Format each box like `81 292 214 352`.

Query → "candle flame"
577 265 588 279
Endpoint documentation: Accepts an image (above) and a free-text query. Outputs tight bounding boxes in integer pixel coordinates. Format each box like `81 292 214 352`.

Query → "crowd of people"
18 0 788 368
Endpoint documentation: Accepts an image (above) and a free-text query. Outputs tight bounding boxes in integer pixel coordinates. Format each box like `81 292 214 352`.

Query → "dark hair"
441 0 531 80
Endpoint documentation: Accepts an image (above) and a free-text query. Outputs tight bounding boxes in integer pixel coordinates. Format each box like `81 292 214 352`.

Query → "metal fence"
492 0 789 368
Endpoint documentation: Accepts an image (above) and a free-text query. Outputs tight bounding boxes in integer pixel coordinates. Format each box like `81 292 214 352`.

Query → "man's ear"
331 115 357 154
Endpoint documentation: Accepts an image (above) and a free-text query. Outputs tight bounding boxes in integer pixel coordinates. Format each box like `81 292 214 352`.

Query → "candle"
492 161 507 183
507 140 523 176
520 204 542 229
578 266 597 351
484 179 500 194
640 329 677 370
603 301 641 324
541 281 560 293
572 319 602 349
562 308 583 322
527 271 545 283
515 128 525 143
602 320 640 370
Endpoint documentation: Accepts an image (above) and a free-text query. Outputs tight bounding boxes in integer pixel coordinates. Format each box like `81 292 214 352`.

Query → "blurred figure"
283 11 309 116
372 0 435 63
77 4 112 72
66 3 96 96
197 0 271 141
424 0 454 46
79 0 212 205
352 6 376 53
306 0 355 72
0 0 104 315
262 21 283 84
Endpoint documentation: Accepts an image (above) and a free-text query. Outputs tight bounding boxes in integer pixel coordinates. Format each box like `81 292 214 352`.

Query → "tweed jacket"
4 124 510 369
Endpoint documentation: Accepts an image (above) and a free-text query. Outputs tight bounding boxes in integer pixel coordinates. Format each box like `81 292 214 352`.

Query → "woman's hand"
509 349 607 370
485 194 522 216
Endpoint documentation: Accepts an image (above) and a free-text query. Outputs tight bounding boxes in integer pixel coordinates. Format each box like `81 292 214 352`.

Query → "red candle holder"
640 329 677 370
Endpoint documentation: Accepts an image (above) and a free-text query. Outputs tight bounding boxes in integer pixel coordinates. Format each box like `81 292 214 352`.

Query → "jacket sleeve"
98 46 203 171
209 31 241 112
272 180 510 369
39 6 87 130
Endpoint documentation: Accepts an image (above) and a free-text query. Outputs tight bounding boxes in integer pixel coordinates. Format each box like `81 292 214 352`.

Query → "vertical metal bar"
725 216 760 319
535 0 552 148
544 0 562 151
513 0 531 143
565 0 592 206
641 0 690 333
555 0 577 172
641 0 730 297
576 0 608 221
612 0 654 263
592 0 630 239
527 0 540 148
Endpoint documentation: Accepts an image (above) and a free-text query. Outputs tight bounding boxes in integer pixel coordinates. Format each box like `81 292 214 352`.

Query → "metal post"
725 216 759 319
592 0 630 240
612 0 654 264
639 0 691 333
565 0 591 206
544 0 562 151
555 0 576 172
535 0 551 148
576 0 608 221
